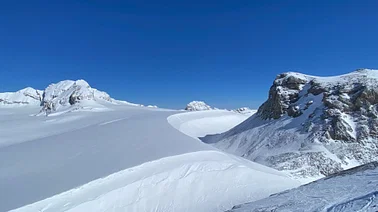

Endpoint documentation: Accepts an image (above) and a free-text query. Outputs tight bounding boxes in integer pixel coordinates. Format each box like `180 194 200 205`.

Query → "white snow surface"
1 104 299 212
11 151 298 212
228 162 378 212
278 69 378 89
168 110 251 138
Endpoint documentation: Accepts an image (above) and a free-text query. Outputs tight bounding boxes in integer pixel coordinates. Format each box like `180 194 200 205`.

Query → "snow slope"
1 104 299 212
11 151 298 212
168 110 252 138
228 162 378 212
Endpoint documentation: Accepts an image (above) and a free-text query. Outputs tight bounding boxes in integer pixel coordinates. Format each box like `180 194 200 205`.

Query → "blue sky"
1 0 378 109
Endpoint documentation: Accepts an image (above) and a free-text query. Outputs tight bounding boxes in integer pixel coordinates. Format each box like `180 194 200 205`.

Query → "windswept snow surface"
167 110 251 138
228 162 378 212
1 105 299 212
11 151 299 212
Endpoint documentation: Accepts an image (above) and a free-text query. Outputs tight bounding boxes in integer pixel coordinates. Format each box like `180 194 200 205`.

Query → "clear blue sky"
1 0 378 109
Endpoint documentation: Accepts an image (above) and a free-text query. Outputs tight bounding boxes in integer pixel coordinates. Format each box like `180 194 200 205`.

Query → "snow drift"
11 151 299 212
168 110 251 138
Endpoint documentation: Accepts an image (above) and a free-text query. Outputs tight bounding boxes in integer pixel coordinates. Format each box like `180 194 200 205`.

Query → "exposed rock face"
185 101 212 111
203 69 378 180
258 73 307 119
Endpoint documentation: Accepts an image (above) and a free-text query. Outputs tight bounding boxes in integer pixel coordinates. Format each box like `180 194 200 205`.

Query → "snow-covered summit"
0 87 43 106
185 101 213 111
203 69 378 181
40 79 117 114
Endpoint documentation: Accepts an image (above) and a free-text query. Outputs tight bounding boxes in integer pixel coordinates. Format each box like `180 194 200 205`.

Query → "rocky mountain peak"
185 101 212 111
204 69 378 180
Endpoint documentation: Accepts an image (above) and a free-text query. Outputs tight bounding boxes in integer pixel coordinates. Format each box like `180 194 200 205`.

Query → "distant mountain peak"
233 107 257 116
0 87 43 106
185 101 213 111
0 79 142 115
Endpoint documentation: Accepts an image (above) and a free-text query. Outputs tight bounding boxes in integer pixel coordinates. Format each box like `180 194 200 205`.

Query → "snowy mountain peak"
185 101 213 111
259 68 378 120
204 69 378 180
0 87 43 106
41 79 117 114
0 79 142 115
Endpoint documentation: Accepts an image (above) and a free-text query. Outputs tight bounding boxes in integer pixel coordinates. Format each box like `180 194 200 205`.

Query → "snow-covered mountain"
228 161 378 212
185 101 213 111
0 87 43 106
233 107 257 116
203 69 378 181
0 79 141 115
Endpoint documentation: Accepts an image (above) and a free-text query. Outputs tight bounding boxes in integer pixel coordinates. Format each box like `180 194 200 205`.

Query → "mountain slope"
203 69 378 181
228 162 378 212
